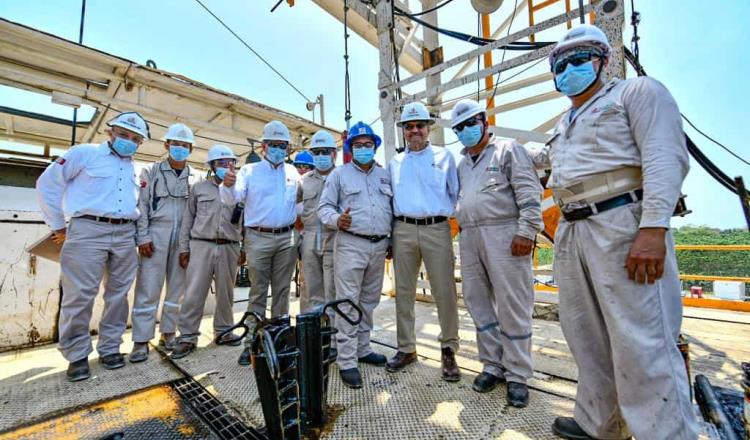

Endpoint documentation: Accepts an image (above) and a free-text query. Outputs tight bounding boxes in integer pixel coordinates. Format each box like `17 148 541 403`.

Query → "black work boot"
216 333 243 346
551 417 594 439
170 342 196 360
358 352 387 366
67 358 90 382
99 353 125 370
385 351 417 372
507 382 529 408
339 368 363 389
237 347 252 366
129 342 149 363
441 347 461 382
472 372 505 393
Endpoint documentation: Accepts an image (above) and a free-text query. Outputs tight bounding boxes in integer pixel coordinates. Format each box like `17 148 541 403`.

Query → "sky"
0 0 748 230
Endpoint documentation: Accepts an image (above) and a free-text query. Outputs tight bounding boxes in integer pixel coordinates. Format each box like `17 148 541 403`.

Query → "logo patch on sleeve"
55 157 66 165
140 180 148 188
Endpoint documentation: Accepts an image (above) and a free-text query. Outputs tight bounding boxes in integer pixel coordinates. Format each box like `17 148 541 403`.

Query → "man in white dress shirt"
36 111 149 382
385 102 461 382
221 120 301 366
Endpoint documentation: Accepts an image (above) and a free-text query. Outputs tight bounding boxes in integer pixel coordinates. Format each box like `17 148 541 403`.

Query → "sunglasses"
213 159 236 167
552 49 602 75
267 142 289 150
310 149 333 156
351 142 375 149
452 116 483 133
403 121 428 131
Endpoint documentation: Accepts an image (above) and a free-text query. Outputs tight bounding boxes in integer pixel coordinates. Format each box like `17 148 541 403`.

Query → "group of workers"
35 24 699 439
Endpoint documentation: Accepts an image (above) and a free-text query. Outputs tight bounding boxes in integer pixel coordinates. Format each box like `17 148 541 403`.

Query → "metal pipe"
694 374 740 440
481 13 496 126
70 0 86 146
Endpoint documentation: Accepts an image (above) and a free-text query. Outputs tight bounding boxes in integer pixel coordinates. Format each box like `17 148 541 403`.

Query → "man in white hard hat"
36 111 149 381
297 131 338 314
318 121 391 389
451 99 542 408
171 145 245 359
129 123 197 363
385 102 461 382
533 24 699 440
221 120 301 365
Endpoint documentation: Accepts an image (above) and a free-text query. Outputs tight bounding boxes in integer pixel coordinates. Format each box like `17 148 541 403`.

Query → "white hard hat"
162 123 194 144
397 102 433 126
549 24 612 65
106 111 149 139
450 99 485 128
310 130 337 149
262 120 291 142
206 144 237 164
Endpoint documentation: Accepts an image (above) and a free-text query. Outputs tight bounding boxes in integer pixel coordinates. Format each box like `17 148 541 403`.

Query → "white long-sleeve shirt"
219 159 300 228
36 141 140 231
388 144 458 217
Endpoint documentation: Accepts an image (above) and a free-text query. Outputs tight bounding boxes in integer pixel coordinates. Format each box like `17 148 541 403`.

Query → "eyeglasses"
452 116 483 133
267 142 289 150
552 49 602 75
112 127 144 144
213 159 236 167
351 142 375 149
310 149 333 156
403 122 427 131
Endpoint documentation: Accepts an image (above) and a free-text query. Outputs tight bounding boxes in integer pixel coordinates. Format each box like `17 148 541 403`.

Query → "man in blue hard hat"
293 150 315 176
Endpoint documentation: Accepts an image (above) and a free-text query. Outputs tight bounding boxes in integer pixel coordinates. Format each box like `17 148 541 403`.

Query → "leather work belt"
562 189 643 222
192 238 239 245
394 215 447 226
249 225 294 234
78 215 132 225
342 230 389 243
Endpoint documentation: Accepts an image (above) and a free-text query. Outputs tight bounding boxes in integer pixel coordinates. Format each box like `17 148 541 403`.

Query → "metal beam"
438 72 552 112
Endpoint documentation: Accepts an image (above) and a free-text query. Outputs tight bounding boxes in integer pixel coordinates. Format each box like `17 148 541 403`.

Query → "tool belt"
394 215 447 225
342 230 389 243
562 189 643 222
192 237 238 245
78 215 132 224
553 166 642 206
249 224 294 234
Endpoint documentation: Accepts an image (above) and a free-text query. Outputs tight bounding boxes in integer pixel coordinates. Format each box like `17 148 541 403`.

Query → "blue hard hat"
345 121 382 150
293 150 315 167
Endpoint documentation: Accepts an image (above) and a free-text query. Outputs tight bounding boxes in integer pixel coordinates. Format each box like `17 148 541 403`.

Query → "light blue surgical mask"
313 154 333 170
554 60 597 97
353 147 375 164
214 167 229 180
112 137 138 157
169 145 190 161
456 124 483 148
266 146 286 164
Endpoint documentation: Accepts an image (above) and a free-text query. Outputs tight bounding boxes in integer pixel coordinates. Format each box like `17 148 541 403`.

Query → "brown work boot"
441 347 460 382
385 351 417 373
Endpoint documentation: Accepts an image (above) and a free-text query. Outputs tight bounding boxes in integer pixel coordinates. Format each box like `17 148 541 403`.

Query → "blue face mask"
266 146 286 164
112 137 138 157
555 60 597 97
456 124 483 148
169 145 190 161
353 147 375 164
313 154 333 170
214 167 228 180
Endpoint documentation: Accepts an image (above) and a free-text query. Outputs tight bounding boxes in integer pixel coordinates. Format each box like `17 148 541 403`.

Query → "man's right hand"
337 207 352 230
51 228 66 245
138 242 155 258
179 252 190 269
223 168 237 187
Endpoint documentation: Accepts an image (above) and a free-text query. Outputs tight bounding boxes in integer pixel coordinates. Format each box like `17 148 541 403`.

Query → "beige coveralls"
297 169 337 313
132 161 194 343
176 179 243 344
318 162 392 370
456 138 542 385
532 77 699 439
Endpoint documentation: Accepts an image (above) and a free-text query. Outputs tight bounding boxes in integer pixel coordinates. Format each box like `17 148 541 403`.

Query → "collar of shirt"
352 161 377 175
461 139 497 167
404 143 431 156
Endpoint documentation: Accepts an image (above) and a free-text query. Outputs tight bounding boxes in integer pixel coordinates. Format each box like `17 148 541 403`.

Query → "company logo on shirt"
591 103 615 114
140 180 148 188
486 166 500 172
380 178 388 184
55 157 66 165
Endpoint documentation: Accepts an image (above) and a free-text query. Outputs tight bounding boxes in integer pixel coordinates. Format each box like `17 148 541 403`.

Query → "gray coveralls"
297 169 337 313
176 179 243 344
318 162 392 370
132 161 193 343
532 77 699 439
456 138 542 385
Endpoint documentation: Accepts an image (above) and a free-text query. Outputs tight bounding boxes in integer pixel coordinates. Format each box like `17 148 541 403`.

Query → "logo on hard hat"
566 28 585 40
407 107 419 115
358 127 367 135
273 130 284 136
127 116 136 123
178 130 187 137
457 106 469 116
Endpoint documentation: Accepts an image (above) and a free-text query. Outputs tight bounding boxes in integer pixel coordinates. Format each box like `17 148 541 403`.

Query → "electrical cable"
682 114 750 167
343 0 352 130
193 0 313 103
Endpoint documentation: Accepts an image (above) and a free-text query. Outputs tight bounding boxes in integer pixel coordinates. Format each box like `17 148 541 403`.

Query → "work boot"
216 333 243 346
441 347 460 382
551 417 594 439
385 351 417 373
170 342 196 360
159 333 176 351
358 352 387 366
237 347 252 366
99 353 125 370
129 342 149 363
67 358 90 382
339 368 363 389
472 372 504 393
507 382 529 408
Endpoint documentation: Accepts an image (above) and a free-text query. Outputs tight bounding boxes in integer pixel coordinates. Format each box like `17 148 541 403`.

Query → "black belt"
192 238 239 245
562 189 643 222
394 215 447 226
342 230 389 243
249 224 294 234
78 215 132 225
